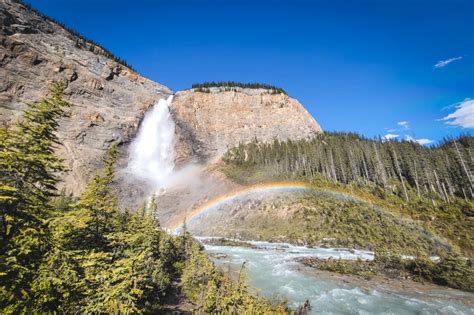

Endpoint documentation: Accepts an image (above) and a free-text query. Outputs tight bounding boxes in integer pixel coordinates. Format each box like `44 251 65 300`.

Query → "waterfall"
128 95 175 189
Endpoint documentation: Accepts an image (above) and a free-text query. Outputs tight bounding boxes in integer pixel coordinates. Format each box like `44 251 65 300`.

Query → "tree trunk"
392 148 409 202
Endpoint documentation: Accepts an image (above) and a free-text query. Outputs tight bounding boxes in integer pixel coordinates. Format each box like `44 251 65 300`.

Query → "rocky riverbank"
298 253 474 293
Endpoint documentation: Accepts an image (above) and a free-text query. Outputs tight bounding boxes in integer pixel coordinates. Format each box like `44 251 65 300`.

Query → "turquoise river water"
201 238 474 315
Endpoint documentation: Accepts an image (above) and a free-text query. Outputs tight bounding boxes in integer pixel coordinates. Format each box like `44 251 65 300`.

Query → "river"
201 238 474 315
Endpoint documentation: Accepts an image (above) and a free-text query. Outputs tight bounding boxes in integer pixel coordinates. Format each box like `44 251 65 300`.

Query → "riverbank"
202 239 474 313
200 237 255 248
298 253 474 292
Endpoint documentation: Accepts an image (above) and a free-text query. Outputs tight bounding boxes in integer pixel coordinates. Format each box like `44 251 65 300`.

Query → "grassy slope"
222 164 473 258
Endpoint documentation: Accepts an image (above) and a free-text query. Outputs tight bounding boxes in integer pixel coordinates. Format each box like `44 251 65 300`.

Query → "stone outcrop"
171 87 322 164
0 0 172 192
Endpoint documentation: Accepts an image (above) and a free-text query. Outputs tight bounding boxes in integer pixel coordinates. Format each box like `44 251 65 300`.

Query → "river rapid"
200 238 474 315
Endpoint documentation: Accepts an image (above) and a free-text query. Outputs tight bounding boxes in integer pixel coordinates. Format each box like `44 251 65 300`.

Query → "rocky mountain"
171 87 322 164
0 0 322 196
0 0 172 192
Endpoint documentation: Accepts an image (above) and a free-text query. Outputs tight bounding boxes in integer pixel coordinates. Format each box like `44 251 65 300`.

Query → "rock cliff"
171 87 322 164
0 0 322 198
0 0 172 192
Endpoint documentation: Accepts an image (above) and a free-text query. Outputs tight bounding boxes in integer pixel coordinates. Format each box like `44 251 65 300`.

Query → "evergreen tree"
72 144 119 249
0 83 69 312
224 132 473 201
192 81 287 95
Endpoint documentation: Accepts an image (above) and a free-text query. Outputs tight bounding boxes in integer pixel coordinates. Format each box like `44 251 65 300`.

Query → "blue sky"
25 0 473 144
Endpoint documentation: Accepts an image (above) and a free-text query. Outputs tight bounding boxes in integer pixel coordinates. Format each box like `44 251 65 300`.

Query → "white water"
200 237 375 261
128 96 175 189
203 240 474 315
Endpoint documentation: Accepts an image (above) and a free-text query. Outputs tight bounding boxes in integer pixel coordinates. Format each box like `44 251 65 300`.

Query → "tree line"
0 84 286 313
192 81 287 95
224 132 473 204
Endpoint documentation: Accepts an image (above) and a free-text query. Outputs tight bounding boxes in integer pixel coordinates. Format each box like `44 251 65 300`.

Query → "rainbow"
170 181 312 232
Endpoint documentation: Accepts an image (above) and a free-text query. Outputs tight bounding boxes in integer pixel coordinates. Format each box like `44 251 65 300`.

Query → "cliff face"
0 0 322 199
171 87 322 164
0 0 172 192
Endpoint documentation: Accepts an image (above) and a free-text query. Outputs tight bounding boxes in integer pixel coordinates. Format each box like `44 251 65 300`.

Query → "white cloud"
441 99 474 128
386 128 397 133
415 138 434 145
382 133 399 140
405 135 434 146
397 121 409 130
434 56 463 68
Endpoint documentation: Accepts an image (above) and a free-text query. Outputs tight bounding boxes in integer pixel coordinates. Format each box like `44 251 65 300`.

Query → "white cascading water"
128 95 175 189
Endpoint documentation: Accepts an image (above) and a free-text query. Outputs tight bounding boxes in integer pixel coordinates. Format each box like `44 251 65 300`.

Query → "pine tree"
0 83 69 312
72 144 119 249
